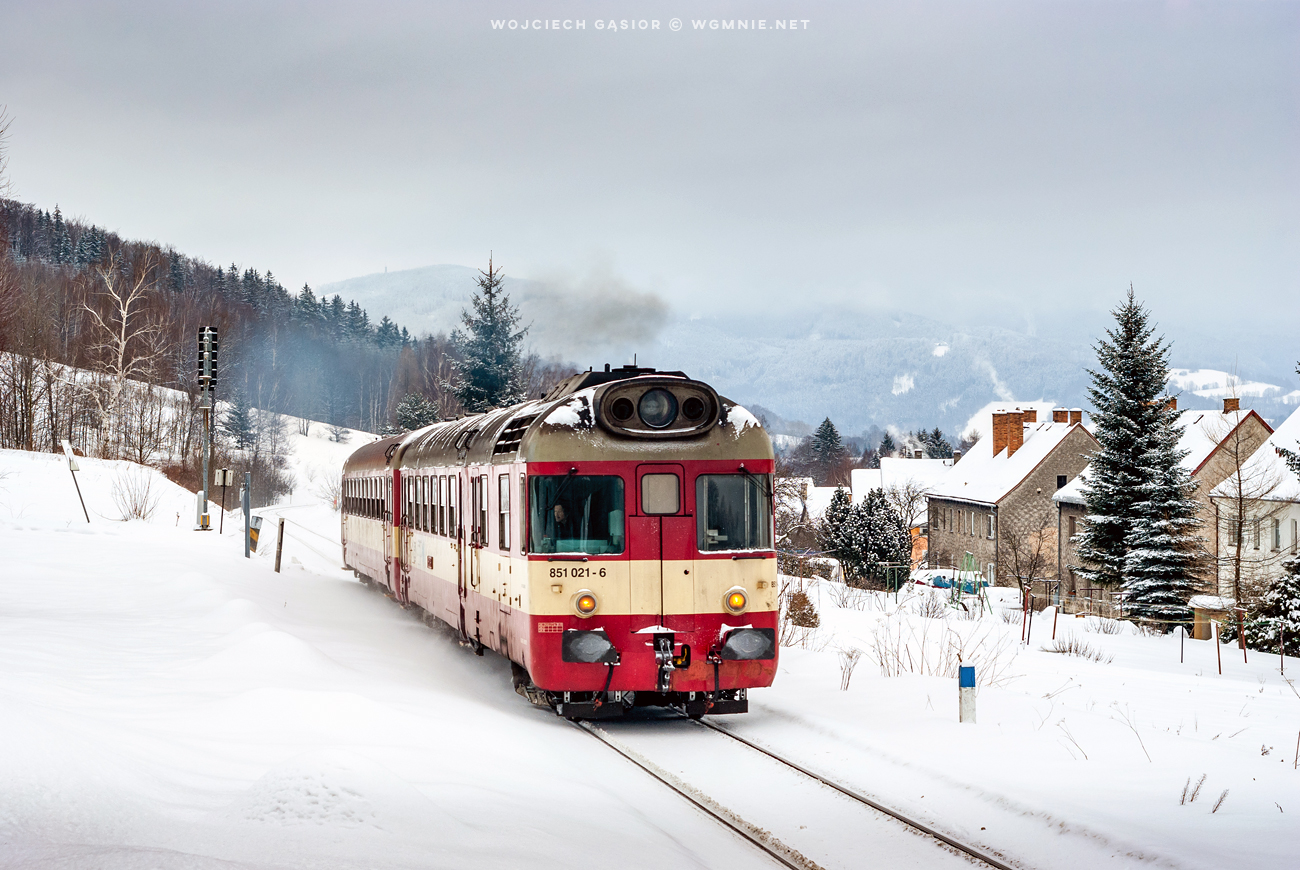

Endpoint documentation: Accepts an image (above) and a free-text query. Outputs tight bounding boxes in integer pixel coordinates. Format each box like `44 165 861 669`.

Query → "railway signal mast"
197 326 218 530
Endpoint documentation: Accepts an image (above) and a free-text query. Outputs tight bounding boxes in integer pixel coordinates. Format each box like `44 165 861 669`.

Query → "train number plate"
537 622 564 633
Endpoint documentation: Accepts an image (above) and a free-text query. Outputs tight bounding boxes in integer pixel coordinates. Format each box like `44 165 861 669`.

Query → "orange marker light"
575 593 598 615
726 589 748 613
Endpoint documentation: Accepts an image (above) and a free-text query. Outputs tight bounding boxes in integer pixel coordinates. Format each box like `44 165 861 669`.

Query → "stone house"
927 408 1098 588
1055 397 1274 599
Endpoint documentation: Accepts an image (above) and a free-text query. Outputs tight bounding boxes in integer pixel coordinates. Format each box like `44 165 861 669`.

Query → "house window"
1057 475 1067 490
1293 519 1298 555
1273 518 1282 551
986 563 995 584
1068 515 1077 539
986 514 995 539
1254 519 1261 550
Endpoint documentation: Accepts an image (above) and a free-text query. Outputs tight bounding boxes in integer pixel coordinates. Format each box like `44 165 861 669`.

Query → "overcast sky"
2 1 1296 336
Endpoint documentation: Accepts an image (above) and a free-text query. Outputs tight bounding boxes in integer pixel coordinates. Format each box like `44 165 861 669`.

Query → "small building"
927 408 1098 587
1055 397 1274 600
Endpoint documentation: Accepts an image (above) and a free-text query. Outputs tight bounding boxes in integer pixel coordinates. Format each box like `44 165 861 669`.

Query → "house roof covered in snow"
1059 406 1281 508
1174 407 1272 475
930 420 1096 506
1210 405 1300 502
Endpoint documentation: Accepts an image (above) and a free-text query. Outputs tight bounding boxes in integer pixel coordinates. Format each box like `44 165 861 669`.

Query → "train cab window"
529 475 625 555
498 474 511 551
696 474 773 552
641 474 680 515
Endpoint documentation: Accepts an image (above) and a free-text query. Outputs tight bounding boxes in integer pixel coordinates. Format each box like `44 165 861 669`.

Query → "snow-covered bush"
111 465 160 521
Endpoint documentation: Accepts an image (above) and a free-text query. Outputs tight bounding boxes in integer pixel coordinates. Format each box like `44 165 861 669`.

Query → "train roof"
342 367 773 475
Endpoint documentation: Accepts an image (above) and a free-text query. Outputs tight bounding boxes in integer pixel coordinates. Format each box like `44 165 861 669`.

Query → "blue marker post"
959 664 976 724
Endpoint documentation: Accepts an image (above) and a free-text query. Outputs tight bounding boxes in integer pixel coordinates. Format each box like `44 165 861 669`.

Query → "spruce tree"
452 256 527 413
1227 554 1300 656
810 417 848 484
879 431 896 458
395 393 440 431
860 488 913 587
818 488 866 583
1075 289 1202 622
221 391 255 450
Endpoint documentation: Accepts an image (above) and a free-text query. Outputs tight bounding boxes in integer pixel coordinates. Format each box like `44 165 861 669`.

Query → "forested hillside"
0 199 570 472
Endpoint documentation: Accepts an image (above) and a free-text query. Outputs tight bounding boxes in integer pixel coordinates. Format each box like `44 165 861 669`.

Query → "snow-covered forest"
0 199 575 476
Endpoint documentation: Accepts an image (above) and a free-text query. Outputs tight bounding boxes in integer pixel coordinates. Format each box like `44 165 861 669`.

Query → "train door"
456 471 468 638
397 472 413 604
383 474 395 595
635 464 695 631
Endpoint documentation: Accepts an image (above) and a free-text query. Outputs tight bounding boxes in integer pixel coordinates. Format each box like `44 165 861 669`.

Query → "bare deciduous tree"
82 252 167 458
883 478 930 531
1000 507 1056 595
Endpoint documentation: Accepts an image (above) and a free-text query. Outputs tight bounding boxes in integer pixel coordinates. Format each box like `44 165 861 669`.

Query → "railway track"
577 715 1019 870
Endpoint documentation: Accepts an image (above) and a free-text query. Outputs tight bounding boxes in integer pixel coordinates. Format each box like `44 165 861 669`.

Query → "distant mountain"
318 266 1299 437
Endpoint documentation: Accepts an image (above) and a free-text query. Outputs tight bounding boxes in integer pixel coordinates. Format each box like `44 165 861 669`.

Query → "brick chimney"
1022 409 1038 423
1007 411 1024 456
914 449 923 459
992 412 1009 456
952 450 962 463
1223 397 1240 413
1052 407 1068 423
1069 408 1082 426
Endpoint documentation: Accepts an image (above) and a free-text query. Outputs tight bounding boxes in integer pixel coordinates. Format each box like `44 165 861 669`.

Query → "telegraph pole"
197 326 218 530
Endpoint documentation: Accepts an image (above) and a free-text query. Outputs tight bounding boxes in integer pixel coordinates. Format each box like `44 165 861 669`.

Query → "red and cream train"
341 365 778 719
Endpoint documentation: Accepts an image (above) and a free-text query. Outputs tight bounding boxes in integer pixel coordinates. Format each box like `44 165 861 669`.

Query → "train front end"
519 368 778 719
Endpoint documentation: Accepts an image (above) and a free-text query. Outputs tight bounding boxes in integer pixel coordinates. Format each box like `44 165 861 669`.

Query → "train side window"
641 473 680 515
529 475 625 555
498 473 511 551
438 476 445 536
479 475 489 546
448 477 457 537
423 477 430 532
696 473 773 552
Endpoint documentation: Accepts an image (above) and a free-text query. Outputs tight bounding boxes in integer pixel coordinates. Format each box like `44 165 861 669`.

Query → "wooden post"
1180 625 1184 664
1238 608 1248 664
1052 605 1059 641
1215 620 1222 675
1281 629 1285 675
275 518 285 573
1026 594 1035 644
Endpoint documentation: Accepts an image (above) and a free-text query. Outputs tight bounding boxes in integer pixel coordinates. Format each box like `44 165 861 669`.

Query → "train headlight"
574 590 599 616
724 587 748 614
638 388 678 429
721 628 776 661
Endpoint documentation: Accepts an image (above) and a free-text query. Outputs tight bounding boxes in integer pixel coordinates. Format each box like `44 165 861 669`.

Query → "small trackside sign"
538 622 564 633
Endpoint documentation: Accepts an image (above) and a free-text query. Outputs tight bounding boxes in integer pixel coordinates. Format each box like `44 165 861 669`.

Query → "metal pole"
243 471 251 558
201 400 211 529
219 476 227 534
1238 608 1248 664
69 466 89 523
1215 620 1222 675
275 517 285 572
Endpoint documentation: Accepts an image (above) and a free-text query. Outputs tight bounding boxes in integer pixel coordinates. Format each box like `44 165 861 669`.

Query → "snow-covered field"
1 447 1296 869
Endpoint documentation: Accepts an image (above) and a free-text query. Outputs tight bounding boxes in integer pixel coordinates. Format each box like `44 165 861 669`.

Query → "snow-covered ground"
2 447 1296 869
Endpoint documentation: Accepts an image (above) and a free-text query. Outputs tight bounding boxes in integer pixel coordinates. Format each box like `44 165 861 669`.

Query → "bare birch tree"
999 507 1056 596
82 252 166 458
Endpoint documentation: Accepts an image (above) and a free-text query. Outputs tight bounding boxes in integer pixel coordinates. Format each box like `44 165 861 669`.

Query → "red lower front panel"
523 610 779 694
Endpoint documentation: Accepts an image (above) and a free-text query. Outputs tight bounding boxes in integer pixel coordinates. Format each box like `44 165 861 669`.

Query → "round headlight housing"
724 587 748 614
682 396 706 421
574 590 599 617
610 396 635 422
638 388 678 429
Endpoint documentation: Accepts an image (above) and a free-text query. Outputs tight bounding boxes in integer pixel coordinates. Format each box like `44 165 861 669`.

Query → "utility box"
249 515 264 552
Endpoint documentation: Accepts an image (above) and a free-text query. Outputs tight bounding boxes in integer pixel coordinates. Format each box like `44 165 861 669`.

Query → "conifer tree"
810 417 848 484
395 393 440 431
860 487 913 587
879 431 897 458
1075 289 1202 622
1228 554 1300 656
452 256 527 413
220 390 255 450
818 488 865 582
51 206 72 264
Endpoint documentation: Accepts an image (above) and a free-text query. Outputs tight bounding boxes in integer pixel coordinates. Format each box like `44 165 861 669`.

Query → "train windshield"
529 475 626 555
696 474 773 552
